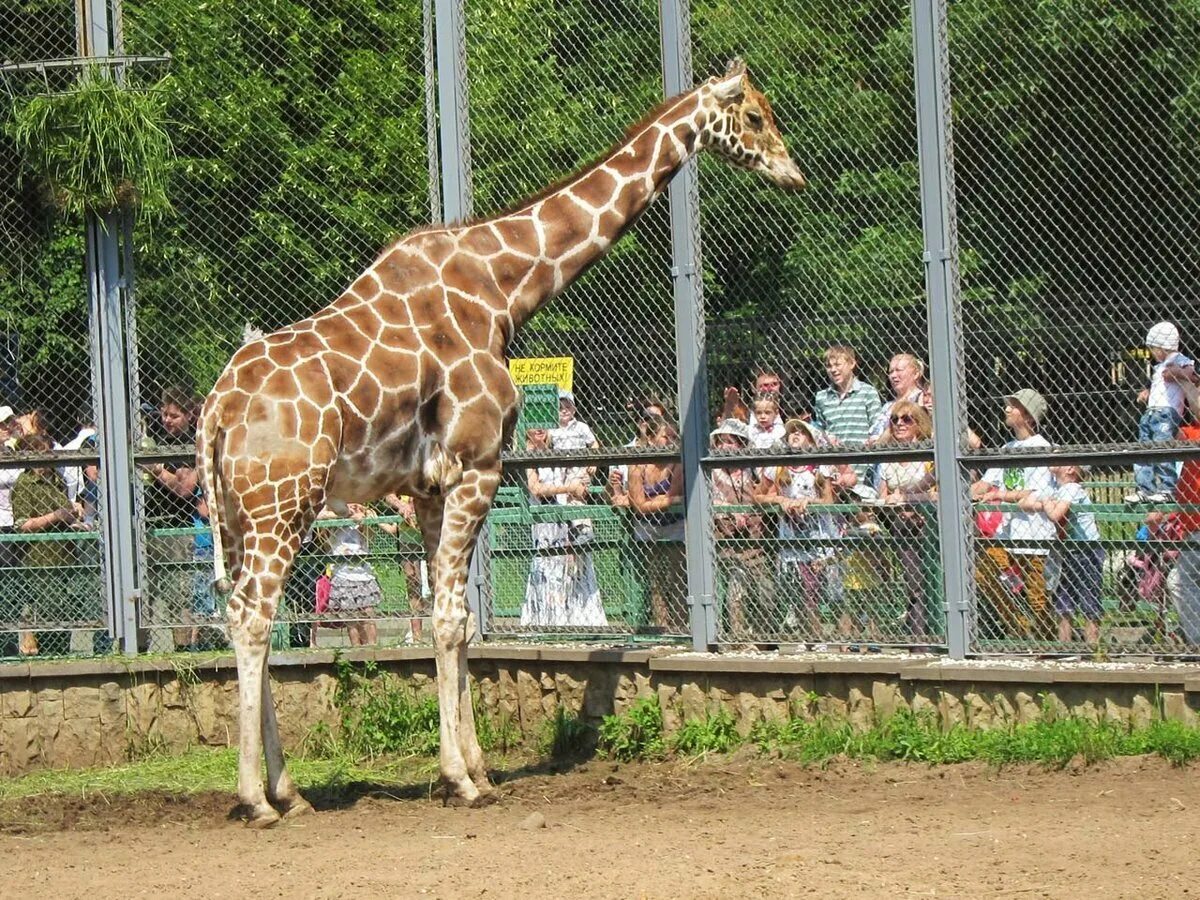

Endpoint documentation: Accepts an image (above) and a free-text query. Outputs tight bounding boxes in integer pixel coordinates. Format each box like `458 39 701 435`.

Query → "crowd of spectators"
4 319 1200 657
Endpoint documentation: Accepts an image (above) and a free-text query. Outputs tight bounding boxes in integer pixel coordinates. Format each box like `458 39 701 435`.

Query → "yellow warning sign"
508 357 574 391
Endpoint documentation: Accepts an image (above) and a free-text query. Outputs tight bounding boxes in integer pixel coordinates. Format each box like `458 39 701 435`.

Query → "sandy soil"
0 754 1196 899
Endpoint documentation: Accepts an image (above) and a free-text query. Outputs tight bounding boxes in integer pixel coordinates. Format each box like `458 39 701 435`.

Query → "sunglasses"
890 413 915 426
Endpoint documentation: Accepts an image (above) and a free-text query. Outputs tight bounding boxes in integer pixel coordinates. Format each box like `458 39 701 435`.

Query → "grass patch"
538 706 592 758
0 746 438 803
597 696 665 761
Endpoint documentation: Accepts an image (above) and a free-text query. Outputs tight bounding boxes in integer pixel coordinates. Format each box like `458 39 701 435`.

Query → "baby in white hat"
1129 322 1197 504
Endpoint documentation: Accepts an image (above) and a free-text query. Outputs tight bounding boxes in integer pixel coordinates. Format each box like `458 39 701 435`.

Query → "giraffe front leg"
429 469 499 805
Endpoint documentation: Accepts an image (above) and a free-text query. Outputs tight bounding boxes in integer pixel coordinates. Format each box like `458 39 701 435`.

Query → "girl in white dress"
521 427 607 628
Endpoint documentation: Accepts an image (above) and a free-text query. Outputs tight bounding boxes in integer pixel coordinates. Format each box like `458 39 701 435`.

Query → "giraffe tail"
197 399 233 595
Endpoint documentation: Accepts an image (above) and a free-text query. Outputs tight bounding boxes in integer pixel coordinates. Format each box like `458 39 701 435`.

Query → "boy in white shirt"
1128 322 1196 504
970 389 1057 640
1019 464 1102 646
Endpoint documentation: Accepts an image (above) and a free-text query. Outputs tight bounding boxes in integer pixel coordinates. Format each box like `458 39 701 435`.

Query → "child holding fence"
756 418 843 642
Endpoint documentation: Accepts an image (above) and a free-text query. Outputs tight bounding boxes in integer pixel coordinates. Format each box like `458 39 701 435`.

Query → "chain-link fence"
2 0 1200 660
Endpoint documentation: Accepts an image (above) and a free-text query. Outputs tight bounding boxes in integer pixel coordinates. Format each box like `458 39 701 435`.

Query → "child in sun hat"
1128 322 1197 505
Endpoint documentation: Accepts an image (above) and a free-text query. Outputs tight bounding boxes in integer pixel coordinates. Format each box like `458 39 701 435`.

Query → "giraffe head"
699 59 806 190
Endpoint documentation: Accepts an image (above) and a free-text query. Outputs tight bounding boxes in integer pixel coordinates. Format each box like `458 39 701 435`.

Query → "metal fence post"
80 0 141 654
432 0 485 638
660 0 716 650
912 0 971 658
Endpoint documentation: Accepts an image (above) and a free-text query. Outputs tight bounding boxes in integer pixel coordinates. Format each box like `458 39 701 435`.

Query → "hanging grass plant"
7 68 174 218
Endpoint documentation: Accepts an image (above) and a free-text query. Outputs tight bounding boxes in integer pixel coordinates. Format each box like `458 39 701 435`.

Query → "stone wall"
3 647 1200 775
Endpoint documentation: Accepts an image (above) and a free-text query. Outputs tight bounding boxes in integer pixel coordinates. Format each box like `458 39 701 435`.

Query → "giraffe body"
197 60 804 825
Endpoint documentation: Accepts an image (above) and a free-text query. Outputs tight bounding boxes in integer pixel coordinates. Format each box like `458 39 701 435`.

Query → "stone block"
63 685 103 720
991 692 1015 727
1070 700 1100 724
847 688 874 732
1103 698 1130 728
1131 693 1157 729
2 688 33 718
910 690 936 720
678 682 708 722
787 685 815 720
98 682 123 725
634 671 655 700
1014 691 1042 725
583 668 615 719
938 691 964 729
733 692 762 736
516 669 543 728
555 672 585 713
964 692 993 731
52 717 102 768
1162 691 1197 726
657 684 680 733
0 716 39 774
871 681 907 722
539 671 555 691
816 694 847 721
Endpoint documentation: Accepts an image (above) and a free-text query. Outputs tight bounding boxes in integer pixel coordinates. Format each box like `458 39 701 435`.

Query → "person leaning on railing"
0 406 23 656
625 416 686 633
1168 382 1200 647
877 400 937 642
709 418 771 642
11 432 83 656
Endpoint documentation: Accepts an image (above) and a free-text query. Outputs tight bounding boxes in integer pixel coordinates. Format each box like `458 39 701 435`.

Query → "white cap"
558 390 575 406
1146 321 1180 351
0 406 14 424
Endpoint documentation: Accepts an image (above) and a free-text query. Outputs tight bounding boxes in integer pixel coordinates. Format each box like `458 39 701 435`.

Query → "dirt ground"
0 754 1196 899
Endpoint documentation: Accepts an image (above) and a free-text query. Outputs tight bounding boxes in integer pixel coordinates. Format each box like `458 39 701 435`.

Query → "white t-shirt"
550 418 596 451
1052 481 1100 542
981 435 1056 555
748 420 785 449
1148 351 1194 416
880 460 935 496
761 465 837 563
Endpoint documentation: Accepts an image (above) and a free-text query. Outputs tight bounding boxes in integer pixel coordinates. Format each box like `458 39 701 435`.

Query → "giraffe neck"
465 86 708 332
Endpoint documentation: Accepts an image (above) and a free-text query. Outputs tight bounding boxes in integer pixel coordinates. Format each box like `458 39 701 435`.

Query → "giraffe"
196 59 805 827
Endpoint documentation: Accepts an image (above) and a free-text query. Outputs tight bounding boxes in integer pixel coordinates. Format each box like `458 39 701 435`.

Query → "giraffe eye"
745 108 764 129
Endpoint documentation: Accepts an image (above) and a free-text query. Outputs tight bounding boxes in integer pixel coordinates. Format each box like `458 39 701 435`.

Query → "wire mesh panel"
949 1 1200 450
484 456 688 638
965 457 1200 658
465 0 676 444
0 2 110 658
464 0 690 637
691 1 943 648
121 0 435 649
949 0 1200 655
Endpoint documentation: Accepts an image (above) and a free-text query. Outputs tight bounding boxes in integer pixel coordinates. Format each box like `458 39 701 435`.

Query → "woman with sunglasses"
878 401 937 643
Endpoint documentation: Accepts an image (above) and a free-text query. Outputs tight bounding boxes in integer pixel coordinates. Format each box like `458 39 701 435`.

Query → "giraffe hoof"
242 804 282 829
277 796 314 819
469 790 499 809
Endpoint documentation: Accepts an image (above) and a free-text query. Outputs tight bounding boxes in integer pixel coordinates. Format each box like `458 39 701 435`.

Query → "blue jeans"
1134 407 1182 494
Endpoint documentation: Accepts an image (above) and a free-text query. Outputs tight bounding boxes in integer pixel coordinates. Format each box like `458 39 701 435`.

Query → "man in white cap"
1128 321 1197 504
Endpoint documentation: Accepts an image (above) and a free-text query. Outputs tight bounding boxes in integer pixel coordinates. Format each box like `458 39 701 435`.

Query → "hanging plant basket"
4 59 175 218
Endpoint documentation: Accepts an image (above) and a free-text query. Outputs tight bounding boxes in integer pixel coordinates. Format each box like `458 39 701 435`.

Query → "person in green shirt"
12 433 82 655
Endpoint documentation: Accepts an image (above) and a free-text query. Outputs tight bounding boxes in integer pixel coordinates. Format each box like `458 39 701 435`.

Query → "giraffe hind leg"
227 534 300 827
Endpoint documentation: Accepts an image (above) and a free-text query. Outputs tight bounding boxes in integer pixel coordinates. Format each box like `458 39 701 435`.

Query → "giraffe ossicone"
196 58 805 826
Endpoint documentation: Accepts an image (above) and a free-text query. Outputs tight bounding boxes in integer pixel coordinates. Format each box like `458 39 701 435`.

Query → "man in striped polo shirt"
813 345 883 469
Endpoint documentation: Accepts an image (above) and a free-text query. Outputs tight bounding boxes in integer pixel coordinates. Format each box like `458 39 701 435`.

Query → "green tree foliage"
1 0 1198 438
